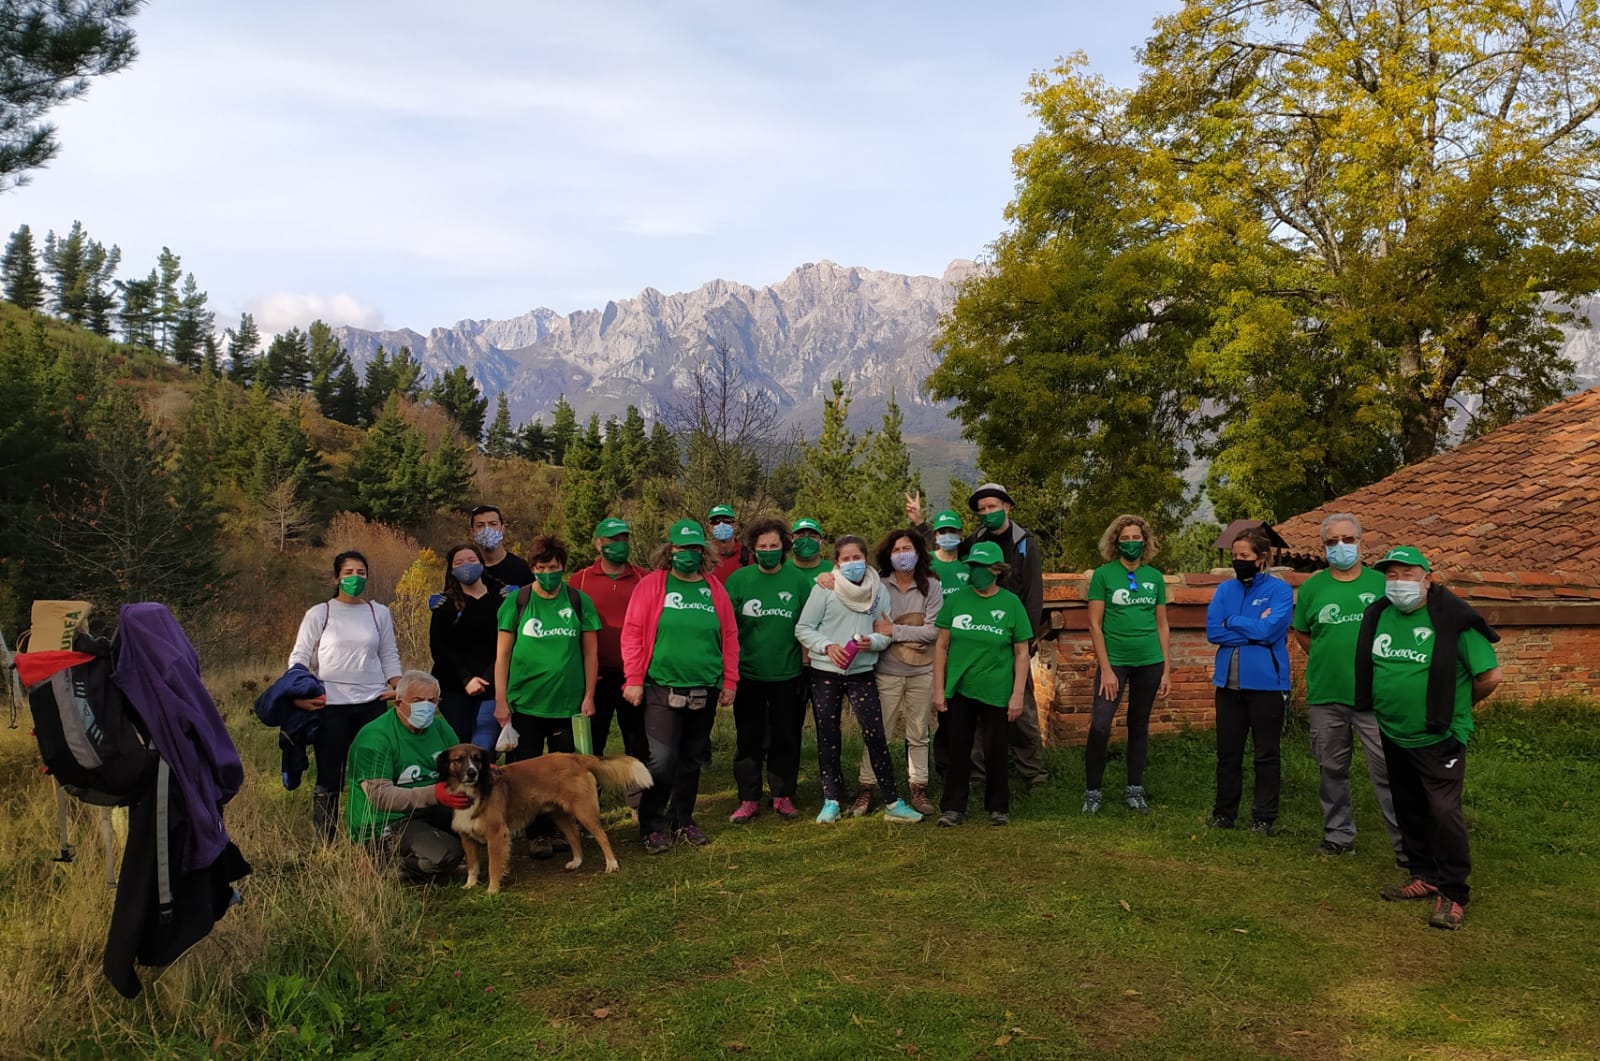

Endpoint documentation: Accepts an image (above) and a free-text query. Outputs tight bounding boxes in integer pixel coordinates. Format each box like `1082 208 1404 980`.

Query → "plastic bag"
495 722 520 752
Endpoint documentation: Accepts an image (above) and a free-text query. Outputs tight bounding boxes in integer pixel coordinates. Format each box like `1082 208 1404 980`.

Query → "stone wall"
1032 569 1600 747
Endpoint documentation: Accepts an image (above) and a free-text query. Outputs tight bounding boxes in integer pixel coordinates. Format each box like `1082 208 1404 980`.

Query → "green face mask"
968 566 998 591
791 536 821 560
1118 539 1145 561
339 574 367 597
981 509 1008 532
534 571 564 592
671 549 702 574
755 548 784 570
600 541 631 564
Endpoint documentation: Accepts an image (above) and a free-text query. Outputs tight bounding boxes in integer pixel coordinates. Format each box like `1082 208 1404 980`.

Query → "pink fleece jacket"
621 569 740 693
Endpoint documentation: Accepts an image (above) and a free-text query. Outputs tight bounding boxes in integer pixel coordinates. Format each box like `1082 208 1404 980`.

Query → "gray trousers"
1308 703 1403 856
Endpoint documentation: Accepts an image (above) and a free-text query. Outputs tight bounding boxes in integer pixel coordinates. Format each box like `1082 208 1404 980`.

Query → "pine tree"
389 346 423 399
82 240 120 337
259 327 310 393
327 362 363 424
361 345 393 413
116 269 158 350
306 320 349 408
514 418 550 462
562 415 612 541
646 420 679 479
153 247 181 355
2 225 45 310
348 397 434 526
428 365 488 442
857 392 922 542
226 312 260 384
548 396 577 465
200 333 221 377
170 272 212 369
245 404 328 549
793 379 865 538
43 222 89 324
485 393 514 458
428 439 476 513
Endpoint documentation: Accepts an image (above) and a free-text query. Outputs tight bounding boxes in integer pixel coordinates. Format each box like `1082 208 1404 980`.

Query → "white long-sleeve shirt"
288 599 403 705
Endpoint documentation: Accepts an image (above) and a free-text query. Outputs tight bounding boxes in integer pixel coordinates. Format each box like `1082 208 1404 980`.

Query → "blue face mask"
1386 580 1427 613
453 561 484 585
473 526 504 551
406 698 438 730
935 532 961 552
891 551 917 573
840 559 868 583
711 522 735 542
1325 543 1359 571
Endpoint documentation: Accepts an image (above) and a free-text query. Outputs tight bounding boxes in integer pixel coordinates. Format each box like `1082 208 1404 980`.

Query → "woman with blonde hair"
1082 515 1171 815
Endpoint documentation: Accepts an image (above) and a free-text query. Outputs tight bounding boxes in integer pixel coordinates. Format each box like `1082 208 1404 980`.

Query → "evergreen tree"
1 225 45 309
42 221 117 330
548 395 577 465
646 420 679 479
389 345 423 399
793 379 865 539
347 397 434 526
361 345 393 413
562 415 612 541
857 393 922 543
620 406 650 481
116 268 158 350
200 333 221 377
82 240 119 337
326 362 363 425
598 413 627 495
245 403 327 550
153 246 181 355
170 272 212 369
484 393 514 458
226 312 260 384
428 365 488 442
514 418 550 462
428 439 476 514
0 1 141 192
259 327 310 392
307 320 350 408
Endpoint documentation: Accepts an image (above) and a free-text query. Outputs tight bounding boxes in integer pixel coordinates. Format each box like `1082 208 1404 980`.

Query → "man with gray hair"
1290 514 1404 862
345 669 470 882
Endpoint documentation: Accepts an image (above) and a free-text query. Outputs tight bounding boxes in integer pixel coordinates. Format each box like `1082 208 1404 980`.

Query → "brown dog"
434 744 652 893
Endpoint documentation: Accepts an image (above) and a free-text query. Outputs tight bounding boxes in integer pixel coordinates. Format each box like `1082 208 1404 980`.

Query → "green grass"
8 694 1600 1059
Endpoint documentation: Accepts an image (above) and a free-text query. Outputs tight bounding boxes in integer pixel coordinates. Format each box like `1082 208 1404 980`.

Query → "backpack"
513 583 584 632
25 627 160 807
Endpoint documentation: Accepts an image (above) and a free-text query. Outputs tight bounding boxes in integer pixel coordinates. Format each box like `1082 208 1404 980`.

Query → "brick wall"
1032 569 1600 747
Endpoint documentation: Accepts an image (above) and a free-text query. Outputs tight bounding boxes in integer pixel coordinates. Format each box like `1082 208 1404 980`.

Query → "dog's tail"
586 755 653 794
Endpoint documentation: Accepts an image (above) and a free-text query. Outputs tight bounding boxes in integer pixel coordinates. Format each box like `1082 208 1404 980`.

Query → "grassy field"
3 678 1598 1059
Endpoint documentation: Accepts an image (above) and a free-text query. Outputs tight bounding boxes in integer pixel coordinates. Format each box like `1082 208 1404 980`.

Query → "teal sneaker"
882 799 923 823
815 799 841 824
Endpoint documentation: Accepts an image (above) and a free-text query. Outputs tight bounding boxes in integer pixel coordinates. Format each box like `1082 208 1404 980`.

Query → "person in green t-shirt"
1361 546 1502 931
788 516 828 586
493 535 601 857
345 670 470 882
620 520 740 855
724 518 814 823
1083 514 1171 817
1290 513 1404 862
932 541 1033 827
927 508 971 605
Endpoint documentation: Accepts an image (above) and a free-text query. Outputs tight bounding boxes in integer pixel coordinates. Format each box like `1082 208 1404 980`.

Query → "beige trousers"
860 671 934 786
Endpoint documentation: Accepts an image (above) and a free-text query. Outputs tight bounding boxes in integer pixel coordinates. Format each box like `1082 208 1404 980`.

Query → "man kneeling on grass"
346 669 471 883
1355 548 1501 931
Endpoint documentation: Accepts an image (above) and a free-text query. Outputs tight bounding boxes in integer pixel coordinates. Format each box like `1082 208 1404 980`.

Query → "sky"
3 0 1174 336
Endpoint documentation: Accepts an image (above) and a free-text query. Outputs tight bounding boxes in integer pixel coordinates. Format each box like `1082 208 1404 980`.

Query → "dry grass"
0 663 423 1058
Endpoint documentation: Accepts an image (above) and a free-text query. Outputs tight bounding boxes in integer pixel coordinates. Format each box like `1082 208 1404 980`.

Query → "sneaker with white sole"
1124 785 1150 814
936 810 964 828
1082 789 1103 815
815 799 841 824
729 800 760 824
1380 875 1439 902
882 798 923 823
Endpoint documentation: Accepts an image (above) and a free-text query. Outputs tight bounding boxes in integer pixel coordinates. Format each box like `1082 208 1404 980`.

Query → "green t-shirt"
1086 561 1166 667
725 563 811 682
496 587 602 718
345 710 459 842
647 574 725 687
1292 566 1386 706
936 587 1034 706
929 555 970 603
788 559 826 589
1369 605 1498 748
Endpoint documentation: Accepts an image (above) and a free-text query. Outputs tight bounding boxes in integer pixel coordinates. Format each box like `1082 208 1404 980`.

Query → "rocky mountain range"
330 259 984 440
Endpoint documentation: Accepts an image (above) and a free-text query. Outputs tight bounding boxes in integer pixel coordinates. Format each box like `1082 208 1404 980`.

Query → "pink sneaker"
770 796 799 819
729 800 761 824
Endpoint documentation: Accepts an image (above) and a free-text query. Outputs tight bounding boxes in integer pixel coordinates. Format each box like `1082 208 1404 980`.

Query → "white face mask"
1386 580 1427 612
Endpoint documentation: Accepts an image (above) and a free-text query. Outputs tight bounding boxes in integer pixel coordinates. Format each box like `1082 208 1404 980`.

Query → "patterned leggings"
809 668 899 805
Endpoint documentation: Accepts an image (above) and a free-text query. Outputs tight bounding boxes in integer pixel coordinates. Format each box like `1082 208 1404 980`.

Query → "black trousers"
1382 733 1471 904
312 699 386 795
1085 662 1163 791
592 669 647 759
732 676 808 801
941 695 1011 815
1212 688 1285 824
506 714 576 838
637 685 717 837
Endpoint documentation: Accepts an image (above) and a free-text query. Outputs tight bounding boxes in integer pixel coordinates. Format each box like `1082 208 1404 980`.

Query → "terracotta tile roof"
1275 385 1600 574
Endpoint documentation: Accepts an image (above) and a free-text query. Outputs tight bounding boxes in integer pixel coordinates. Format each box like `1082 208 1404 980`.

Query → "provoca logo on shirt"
1372 632 1430 663
741 598 796 619
1316 593 1380 627
664 589 717 614
1111 581 1159 607
521 616 579 639
397 764 437 785
952 613 1009 636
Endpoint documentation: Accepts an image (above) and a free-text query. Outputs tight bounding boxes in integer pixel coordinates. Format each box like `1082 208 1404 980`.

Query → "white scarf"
833 564 882 613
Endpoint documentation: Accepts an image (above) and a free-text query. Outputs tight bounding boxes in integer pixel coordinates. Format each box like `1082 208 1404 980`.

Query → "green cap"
708 504 736 521
790 517 822 535
668 519 707 547
1373 545 1430 572
594 517 630 539
932 509 963 532
967 541 1004 566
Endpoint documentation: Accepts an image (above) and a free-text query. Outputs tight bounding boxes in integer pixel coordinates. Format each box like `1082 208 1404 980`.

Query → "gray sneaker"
1082 789 1103 815
936 810 964 828
1124 785 1150 814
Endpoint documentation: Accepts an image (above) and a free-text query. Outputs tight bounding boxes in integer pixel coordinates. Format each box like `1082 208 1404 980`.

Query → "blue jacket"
1205 571 1293 692
254 664 325 734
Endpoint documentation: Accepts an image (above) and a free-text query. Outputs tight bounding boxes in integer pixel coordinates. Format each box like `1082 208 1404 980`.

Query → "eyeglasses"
709 517 735 526
1126 570 1139 589
1323 535 1359 546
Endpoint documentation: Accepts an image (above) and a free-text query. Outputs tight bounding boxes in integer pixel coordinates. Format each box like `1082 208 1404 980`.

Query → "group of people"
275 489 1501 931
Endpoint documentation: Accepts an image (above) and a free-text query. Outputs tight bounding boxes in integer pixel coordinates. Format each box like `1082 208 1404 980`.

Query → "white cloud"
245 293 387 335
